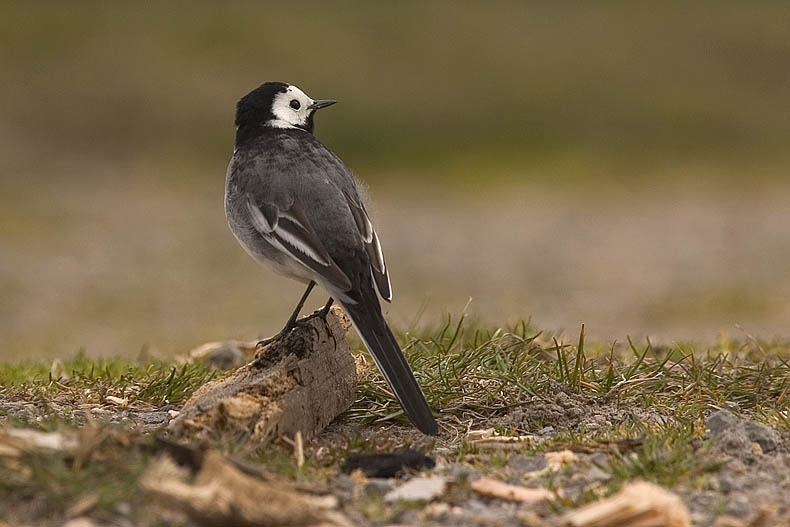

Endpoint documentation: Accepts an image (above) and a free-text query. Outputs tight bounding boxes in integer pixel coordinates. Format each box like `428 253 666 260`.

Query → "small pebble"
537 426 555 436
723 401 741 413
364 478 393 496
706 410 740 435
507 454 547 474
384 476 447 502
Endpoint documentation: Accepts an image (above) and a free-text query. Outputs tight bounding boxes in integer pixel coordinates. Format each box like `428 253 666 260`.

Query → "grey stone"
707 409 780 457
717 473 734 493
134 411 170 425
723 401 741 413
743 420 779 453
724 493 752 518
507 454 547 474
387 509 420 526
590 452 611 471
114 502 132 516
443 462 473 481
587 465 612 482
462 498 514 524
364 478 394 496
706 410 740 435
332 474 357 500
715 428 752 457
465 497 494 515
384 476 447 502
537 425 555 436
555 392 573 407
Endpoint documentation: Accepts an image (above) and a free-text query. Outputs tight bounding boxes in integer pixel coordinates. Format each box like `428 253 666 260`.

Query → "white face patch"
269 85 315 130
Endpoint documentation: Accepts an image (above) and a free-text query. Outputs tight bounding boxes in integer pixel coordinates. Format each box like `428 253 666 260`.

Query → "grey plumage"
225 82 437 435
226 132 363 300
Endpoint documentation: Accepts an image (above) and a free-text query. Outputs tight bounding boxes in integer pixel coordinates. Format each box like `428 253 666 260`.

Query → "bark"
168 308 356 445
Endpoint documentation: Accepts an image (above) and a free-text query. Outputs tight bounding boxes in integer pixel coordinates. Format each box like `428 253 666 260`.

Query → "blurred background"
2 1 789 359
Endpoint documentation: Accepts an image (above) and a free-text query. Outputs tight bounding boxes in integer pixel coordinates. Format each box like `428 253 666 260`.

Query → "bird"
224 82 438 435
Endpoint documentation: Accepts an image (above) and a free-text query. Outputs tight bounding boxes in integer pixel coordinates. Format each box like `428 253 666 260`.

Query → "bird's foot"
255 322 297 350
301 302 338 347
300 303 333 323
255 331 285 350
255 308 331 350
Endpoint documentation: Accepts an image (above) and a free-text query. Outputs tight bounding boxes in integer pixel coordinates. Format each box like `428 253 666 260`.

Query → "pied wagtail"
224 82 438 435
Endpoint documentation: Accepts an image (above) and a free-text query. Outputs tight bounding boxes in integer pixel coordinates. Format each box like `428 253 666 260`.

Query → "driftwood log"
168 307 357 445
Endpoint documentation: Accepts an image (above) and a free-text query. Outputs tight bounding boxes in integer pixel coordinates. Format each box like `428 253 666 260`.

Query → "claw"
257 296 335 350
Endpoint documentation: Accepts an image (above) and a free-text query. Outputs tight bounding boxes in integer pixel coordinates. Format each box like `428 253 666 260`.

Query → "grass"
0 429 158 524
1 316 789 524
605 421 724 488
0 352 221 427
350 314 790 429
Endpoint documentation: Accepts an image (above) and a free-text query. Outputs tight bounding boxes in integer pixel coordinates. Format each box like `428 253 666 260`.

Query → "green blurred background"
2 1 789 358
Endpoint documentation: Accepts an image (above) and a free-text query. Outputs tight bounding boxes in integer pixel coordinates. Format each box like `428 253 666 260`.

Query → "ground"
1 319 789 526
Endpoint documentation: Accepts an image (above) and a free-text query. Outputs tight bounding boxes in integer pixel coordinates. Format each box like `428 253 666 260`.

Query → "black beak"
308 99 337 111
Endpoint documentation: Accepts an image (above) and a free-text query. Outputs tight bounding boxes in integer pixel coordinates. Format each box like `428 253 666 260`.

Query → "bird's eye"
289 99 301 110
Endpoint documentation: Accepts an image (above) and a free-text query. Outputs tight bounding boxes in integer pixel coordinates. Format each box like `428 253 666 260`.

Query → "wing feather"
228 131 390 301
246 195 352 293
343 191 392 302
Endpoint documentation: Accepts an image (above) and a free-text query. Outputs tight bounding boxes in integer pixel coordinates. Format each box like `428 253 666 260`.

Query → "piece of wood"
470 477 554 503
141 451 351 526
561 480 690 527
168 308 356 445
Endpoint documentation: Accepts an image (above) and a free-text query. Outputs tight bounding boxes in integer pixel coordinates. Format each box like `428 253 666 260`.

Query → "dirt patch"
675 410 790 524
499 387 668 434
3 399 790 525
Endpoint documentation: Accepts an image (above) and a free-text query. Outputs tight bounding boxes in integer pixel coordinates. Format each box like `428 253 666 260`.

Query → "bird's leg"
302 296 334 320
293 296 337 348
318 297 334 317
284 281 316 328
318 297 337 347
257 281 316 348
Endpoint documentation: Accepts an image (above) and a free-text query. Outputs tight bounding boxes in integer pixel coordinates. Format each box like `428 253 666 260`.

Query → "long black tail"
341 296 438 435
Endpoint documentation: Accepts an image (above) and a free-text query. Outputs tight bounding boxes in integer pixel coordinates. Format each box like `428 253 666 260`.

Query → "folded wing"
246 195 353 295
343 191 392 302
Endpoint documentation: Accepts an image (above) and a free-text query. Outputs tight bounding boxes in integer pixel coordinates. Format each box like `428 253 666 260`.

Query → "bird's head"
235 82 336 136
